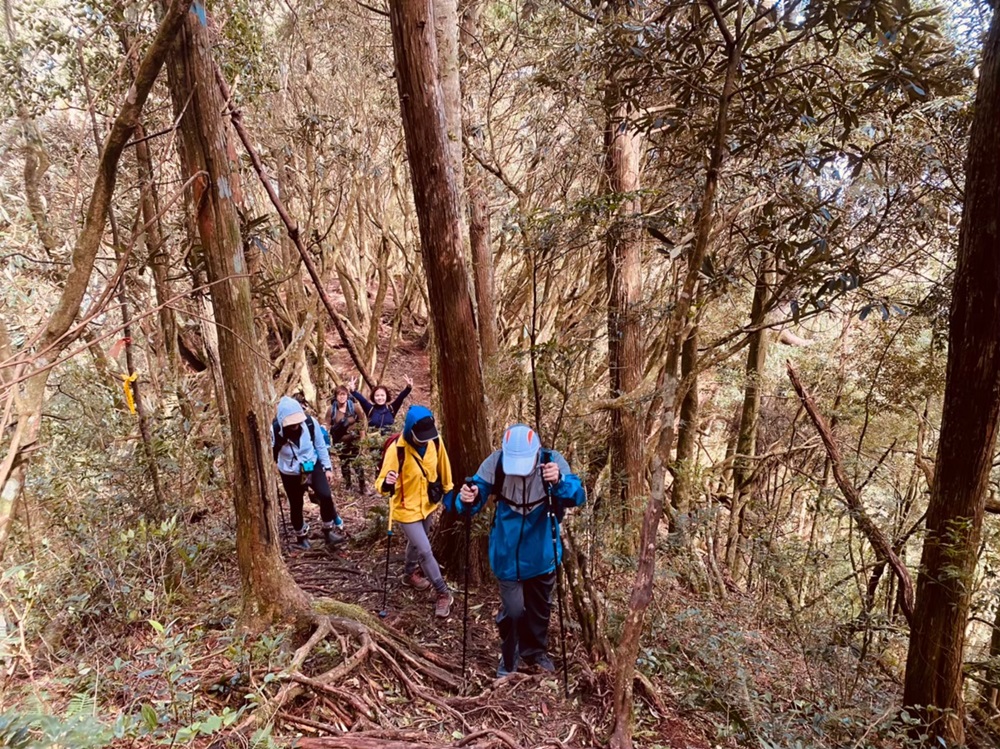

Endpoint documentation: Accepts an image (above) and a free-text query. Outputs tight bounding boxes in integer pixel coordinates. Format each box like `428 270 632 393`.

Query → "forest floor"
268 488 714 749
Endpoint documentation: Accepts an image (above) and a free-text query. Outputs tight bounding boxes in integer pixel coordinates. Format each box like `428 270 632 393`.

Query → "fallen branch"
786 360 914 624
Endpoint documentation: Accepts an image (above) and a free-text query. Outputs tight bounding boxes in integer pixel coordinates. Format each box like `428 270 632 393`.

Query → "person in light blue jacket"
450 424 585 676
271 396 345 550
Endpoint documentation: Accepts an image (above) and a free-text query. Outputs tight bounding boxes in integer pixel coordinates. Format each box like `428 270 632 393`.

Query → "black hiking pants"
497 572 556 672
279 466 338 532
334 440 365 492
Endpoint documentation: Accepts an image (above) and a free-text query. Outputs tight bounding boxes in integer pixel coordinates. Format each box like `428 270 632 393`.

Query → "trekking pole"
546 480 570 698
278 490 290 545
461 478 475 688
379 508 393 618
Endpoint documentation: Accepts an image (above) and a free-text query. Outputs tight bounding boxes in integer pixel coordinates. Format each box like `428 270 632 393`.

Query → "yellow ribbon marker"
122 373 139 415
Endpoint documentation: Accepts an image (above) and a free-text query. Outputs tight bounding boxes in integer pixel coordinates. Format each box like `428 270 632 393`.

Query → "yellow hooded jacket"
377 437 454 524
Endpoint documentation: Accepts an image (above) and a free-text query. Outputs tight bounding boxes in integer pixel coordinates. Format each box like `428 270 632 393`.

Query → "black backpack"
490 448 561 518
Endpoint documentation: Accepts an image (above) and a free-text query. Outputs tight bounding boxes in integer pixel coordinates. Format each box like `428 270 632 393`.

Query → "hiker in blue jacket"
450 424 585 676
349 375 413 435
272 396 346 550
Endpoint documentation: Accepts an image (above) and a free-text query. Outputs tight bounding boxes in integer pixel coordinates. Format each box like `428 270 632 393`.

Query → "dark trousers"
335 440 365 491
497 572 555 671
279 467 338 532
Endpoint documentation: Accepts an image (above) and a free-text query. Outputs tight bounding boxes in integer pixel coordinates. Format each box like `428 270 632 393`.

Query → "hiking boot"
526 653 556 673
434 590 454 618
497 654 520 677
293 523 310 550
322 528 347 547
402 569 431 591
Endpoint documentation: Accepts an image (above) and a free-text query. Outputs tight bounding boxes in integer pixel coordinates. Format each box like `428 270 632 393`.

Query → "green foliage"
0 706 112 749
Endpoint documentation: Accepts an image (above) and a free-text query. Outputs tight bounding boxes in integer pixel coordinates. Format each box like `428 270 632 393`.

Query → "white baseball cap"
501 424 540 477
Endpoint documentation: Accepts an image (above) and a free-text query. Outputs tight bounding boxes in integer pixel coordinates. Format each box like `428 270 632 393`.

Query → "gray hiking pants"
497 572 556 672
398 516 447 594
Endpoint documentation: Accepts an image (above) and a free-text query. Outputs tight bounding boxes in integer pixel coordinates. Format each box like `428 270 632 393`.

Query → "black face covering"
284 424 303 442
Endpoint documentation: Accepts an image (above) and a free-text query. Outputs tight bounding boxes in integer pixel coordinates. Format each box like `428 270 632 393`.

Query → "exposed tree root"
457 727 524 748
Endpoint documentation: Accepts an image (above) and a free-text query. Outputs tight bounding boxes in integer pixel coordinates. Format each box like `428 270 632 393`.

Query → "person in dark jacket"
326 386 366 493
272 396 346 550
449 424 585 676
350 375 413 435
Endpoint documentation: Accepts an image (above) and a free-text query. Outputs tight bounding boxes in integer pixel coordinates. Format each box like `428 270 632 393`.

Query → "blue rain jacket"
446 448 585 581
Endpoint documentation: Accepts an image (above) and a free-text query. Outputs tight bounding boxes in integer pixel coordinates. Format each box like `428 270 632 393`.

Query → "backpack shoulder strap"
305 416 317 445
396 438 406 505
272 419 282 462
492 451 506 500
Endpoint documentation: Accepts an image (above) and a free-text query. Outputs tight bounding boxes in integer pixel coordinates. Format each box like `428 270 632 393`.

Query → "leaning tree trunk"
115 21 180 378
902 9 1000 744
0 0 192 564
603 11 645 545
164 1 309 626
388 0 491 576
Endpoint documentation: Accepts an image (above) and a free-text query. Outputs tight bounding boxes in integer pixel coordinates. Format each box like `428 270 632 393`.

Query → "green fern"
66 691 96 720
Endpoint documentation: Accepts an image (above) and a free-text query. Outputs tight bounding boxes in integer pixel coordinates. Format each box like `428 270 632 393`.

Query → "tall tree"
388 0 491 570
603 2 645 539
164 1 309 626
902 8 1000 744
460 0 499 363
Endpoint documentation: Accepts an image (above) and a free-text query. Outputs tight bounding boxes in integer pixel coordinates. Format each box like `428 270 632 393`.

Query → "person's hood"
276 396 306 429
403 404 436 445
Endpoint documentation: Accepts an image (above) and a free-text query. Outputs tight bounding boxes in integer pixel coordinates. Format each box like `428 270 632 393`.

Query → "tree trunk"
903 10 1000 743
433 0 466 234
460 1 499 363
164 1 309 626
136 124 179 378
603 28 644 542
726 264 768 578
21 120 58 257
388 0 491 575
0 0 192 564
671 325 699 539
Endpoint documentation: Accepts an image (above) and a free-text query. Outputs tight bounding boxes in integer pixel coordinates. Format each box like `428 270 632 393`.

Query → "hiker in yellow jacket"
376 405 454 617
